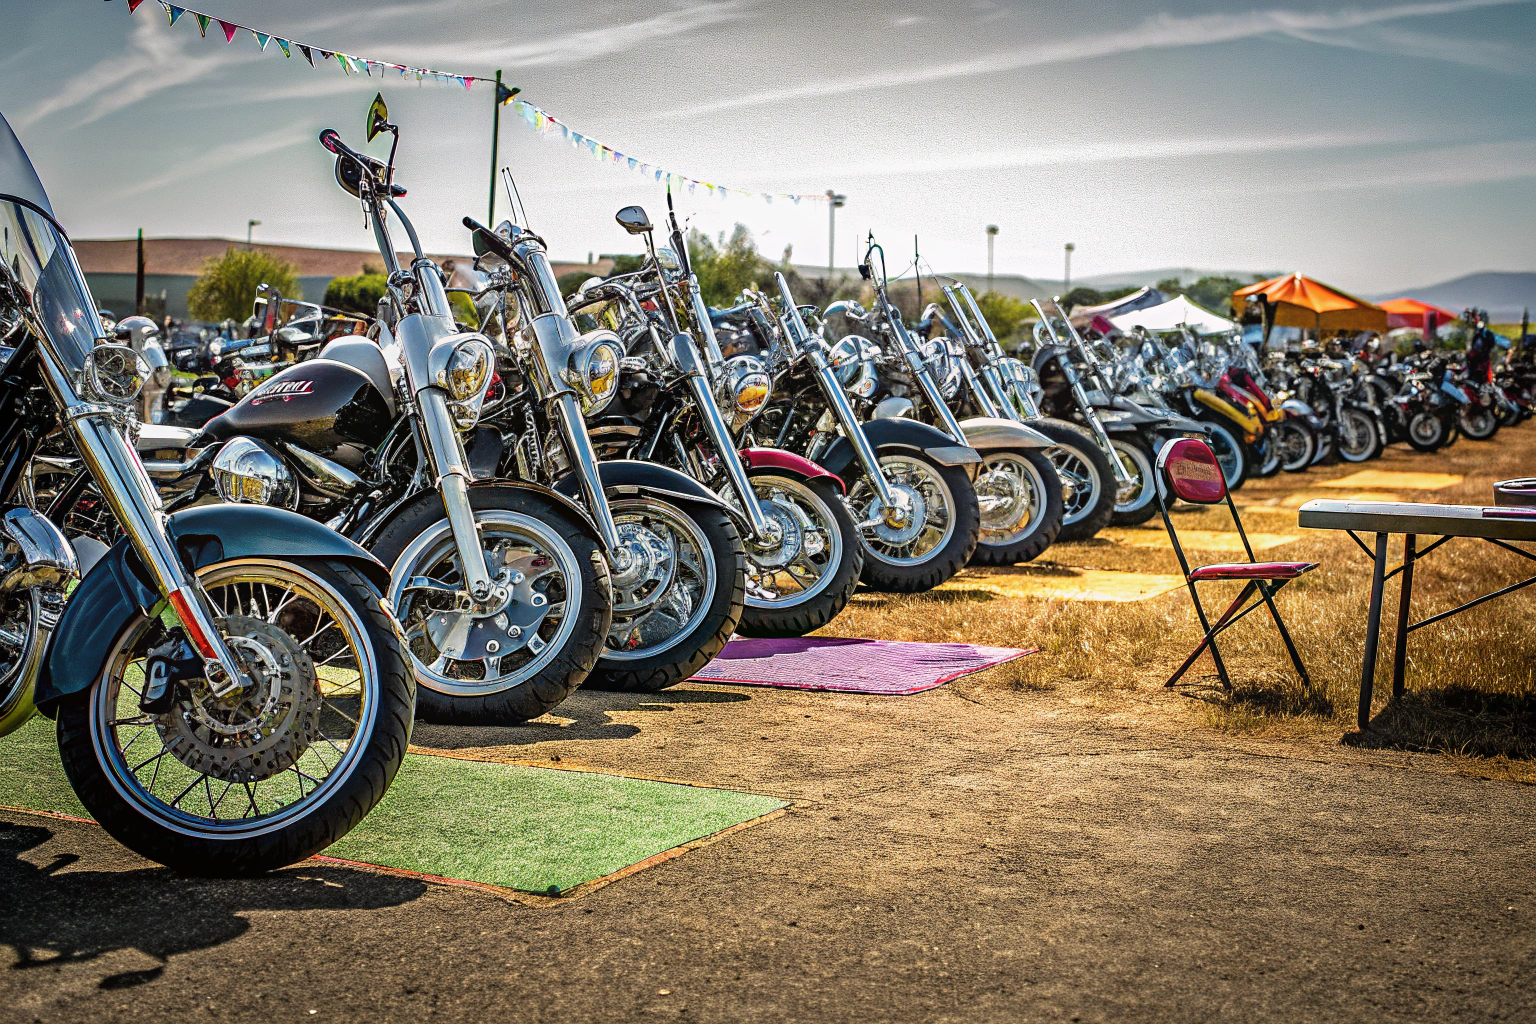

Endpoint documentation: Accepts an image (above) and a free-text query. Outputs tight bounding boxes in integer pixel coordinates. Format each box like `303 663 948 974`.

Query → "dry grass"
821 424 1536 771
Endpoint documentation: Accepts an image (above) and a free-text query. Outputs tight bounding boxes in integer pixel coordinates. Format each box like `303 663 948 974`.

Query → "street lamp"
247 219 261 247
985 224 999 292
1063 242 1075 293
827 191 847 285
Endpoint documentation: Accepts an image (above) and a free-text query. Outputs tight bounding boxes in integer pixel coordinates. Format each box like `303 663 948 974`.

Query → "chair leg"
1258 580 1311 689
1166 581 1257 689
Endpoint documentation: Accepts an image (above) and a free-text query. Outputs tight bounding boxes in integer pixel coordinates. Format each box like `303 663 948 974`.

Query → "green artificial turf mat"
0 715 785 893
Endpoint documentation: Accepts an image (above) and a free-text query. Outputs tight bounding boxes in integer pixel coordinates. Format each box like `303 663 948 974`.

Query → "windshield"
1 110 105 373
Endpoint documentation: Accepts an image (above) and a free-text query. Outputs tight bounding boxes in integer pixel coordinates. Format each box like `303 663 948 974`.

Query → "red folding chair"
1156 438 1316 690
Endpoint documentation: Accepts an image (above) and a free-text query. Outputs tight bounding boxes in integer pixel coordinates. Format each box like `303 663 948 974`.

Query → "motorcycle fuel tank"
195 358 392 454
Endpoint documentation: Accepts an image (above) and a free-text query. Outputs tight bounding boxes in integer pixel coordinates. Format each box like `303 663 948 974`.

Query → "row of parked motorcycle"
1 98 1526 880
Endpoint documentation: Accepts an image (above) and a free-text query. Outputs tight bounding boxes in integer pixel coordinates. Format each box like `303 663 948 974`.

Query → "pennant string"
108 0 827 203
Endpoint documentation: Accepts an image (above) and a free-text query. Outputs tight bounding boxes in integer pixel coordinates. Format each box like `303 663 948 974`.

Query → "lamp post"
827 191 847 286
247 220 260 247
1063 242 1075 293
985 224 999 292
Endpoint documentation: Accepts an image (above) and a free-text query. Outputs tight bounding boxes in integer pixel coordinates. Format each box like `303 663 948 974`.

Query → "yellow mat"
1101 527 1300 552
1317 470 1462 491
940 568 1185 603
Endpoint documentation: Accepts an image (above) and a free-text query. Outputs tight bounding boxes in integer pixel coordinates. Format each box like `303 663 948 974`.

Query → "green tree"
974 291 1031 342
324 265 387 315
687 224 776 307
186 247 301 322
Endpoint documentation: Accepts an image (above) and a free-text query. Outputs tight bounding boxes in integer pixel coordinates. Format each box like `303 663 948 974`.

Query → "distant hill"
1379 272 1536 323
1075 268 1276 291
790 265 1270 304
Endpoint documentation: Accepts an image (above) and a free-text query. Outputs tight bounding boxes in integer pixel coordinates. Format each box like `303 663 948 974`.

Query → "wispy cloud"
118 126 308 198
658 0 1534 118
1274 139 1536 193
15 17 260 130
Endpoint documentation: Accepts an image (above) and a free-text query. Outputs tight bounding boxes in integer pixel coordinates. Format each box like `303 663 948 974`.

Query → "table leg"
1392 534 1416 700
1358 532 1390 731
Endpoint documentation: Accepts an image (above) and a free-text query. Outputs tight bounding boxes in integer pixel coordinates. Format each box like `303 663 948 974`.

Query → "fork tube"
1032 302 1133 485
416 388 496 599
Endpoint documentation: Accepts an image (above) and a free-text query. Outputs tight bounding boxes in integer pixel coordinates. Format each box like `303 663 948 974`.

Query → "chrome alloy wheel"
848 456 956 566
974 452 1047 548
391 511 581 697
604 498 717 661
744 476 843 610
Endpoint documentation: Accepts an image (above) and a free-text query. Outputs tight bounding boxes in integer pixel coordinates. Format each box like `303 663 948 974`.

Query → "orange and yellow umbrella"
1232 273 1388 333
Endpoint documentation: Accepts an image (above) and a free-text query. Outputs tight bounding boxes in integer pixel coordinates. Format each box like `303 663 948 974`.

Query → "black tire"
372 486 611 724
1108 435 1160 527
970 448 1064 565
584 499 744 693
737 474 863 638
1407 410 1448 452
1276 420 1318 472
56 559 414 876
1458 404 1500 441
1195 413 1249 491
854 450 980 593
1031 418 1115 542
1250 437 1281 478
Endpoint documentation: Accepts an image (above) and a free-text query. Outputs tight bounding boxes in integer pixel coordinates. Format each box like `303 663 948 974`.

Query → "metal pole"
826 191 846 291
134 228 145 315
1064 242 1075 293
489 70 503 226
246 220 259 247
985 224 998 292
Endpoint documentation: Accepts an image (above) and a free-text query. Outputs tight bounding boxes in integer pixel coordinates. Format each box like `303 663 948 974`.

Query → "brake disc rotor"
867 484 927 546
156 615 320 784
421 552 553 662
610 519 677 614
748 498 804 570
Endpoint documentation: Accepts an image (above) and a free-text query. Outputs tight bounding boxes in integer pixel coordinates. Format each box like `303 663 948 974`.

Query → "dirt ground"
5 427 1536 1023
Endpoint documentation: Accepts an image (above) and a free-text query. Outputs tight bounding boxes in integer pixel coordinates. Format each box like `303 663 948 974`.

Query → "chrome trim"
0 507 78 594
416 388 495 600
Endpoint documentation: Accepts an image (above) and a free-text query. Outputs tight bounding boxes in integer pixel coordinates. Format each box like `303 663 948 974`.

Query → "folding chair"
1156 438 1317 690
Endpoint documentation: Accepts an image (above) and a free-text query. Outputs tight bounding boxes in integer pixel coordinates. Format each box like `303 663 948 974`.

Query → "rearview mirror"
366 93 391 141
615 206 652 235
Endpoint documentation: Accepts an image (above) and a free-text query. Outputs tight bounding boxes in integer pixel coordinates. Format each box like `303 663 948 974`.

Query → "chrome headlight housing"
918 338 962 401
716 354 772 430
81 344 151 407
429 332 495 402
211 436 298 509
566 331 623 415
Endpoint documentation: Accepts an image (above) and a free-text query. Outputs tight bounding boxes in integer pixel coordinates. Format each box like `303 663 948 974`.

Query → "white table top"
1297 499 1536 541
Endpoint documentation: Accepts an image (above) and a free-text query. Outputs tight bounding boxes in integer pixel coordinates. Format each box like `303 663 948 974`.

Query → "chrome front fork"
416 388 499 601
551 392 622 552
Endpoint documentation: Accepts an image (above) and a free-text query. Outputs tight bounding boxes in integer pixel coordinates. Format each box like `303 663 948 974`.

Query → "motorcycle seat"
319 337 397 417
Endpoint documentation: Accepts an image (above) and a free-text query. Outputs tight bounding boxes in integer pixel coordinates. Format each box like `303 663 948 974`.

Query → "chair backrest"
1158 437 1227 504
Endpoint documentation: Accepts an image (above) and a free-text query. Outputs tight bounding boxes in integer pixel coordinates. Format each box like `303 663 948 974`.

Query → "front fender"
34 505 392 716
739 448 845 493
813 417 981 482
956 416 1052 451
1192 389 1263 437
554 460 750 533
356 479 606 553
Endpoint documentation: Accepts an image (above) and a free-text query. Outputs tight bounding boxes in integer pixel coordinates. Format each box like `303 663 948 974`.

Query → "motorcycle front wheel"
737 474 863 638
1108 436 1159 526
56 558 413 875
848 451 980 593
1031 418 1116 542
970 449 1064 566
1338 408 1385 462
584 496 745 693
1275 420 1318 472
1407 409 1448 452
375 487 612 724
1458 405 1500 441
1195 414 1249 491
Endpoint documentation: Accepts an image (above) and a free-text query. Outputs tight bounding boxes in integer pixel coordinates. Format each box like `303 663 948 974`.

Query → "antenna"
498 166 531 228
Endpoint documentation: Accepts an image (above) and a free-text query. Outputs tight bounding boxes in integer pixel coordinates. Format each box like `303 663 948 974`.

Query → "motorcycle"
460 204 747 692
0 108 414 874
560 203 863 639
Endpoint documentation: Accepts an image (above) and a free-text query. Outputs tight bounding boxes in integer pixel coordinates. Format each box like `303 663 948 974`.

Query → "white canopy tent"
1109 295 1236 335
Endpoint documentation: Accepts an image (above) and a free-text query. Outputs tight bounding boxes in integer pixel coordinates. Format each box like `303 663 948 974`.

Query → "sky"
2 0 1534 293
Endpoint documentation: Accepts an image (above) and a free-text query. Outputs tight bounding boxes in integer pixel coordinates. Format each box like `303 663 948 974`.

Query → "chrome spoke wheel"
91 562 376 837
975 453 1045 547
1046 446 1097 525
744 477 842 609
604 499 716 661
391 511 580 697
849 456 956 565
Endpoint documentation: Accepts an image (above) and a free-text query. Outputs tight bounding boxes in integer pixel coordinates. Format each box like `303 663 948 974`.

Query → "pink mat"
690 637 1036 695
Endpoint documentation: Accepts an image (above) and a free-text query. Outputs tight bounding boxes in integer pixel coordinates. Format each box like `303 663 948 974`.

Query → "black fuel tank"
196 358 392 453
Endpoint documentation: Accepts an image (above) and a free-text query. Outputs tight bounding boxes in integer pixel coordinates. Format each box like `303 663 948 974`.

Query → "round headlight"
208 339 224 358
568 337 622 415
82 344 151 406
435 337 494 402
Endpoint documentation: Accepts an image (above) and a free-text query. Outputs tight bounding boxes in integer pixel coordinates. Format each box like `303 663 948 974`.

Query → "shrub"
186 247 301 322
324 266 387 315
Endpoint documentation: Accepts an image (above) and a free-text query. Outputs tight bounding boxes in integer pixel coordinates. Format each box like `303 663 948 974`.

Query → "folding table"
1297 499 1536 729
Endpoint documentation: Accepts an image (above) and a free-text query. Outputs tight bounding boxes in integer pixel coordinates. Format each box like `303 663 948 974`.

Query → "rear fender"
739 448 845 493
1192 388 1263 438
33 504 393 716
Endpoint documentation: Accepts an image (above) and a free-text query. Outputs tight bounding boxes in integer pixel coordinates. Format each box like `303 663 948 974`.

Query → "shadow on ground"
1344 686 1536 759
0 820 426 988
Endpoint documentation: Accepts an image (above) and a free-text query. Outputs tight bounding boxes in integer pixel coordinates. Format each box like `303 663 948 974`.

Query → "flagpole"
489 69 502 225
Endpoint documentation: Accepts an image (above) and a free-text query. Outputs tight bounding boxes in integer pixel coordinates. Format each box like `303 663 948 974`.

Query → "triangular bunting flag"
298 44 314 66
127 0 145 12
497 82 521 106
276 38 290 57
254 32 270 50
165 5 185 26
218 21 238 43
319 50 334 63
195 12 209 36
